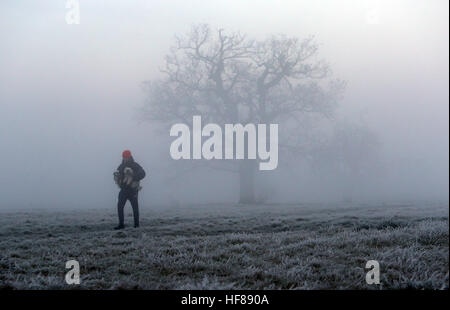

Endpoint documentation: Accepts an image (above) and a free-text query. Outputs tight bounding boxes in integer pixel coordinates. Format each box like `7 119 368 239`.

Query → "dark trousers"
117 188 139 227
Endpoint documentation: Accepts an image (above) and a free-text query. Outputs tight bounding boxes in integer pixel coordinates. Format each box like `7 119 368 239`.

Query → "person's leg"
116 190 127 229
129 191 140 228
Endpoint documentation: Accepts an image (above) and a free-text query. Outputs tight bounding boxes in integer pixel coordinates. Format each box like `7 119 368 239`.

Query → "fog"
0 0 448 209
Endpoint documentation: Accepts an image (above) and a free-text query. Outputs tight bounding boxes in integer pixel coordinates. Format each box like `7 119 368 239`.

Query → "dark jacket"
116 157 146 190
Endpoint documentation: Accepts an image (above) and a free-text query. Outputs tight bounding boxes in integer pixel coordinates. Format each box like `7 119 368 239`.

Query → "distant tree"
310 121 381 202
142 24 344 203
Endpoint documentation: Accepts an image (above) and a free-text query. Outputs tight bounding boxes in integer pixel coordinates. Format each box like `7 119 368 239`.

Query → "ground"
0 202 448 289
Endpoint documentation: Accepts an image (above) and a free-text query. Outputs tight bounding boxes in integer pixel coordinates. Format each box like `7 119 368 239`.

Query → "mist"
0 0 448 210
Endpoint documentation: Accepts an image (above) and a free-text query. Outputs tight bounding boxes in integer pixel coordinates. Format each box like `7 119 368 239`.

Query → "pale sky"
0 0 448 208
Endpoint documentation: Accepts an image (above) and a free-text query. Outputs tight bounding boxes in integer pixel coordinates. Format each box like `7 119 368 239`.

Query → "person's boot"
114 224 125 230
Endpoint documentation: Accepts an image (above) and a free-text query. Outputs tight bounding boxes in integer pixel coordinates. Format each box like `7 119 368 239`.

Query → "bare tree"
142 24 344 203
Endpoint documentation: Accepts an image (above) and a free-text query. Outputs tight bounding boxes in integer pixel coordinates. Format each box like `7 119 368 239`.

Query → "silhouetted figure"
113 150 146 229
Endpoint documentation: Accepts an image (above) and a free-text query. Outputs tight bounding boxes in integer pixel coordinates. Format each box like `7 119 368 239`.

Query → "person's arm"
133 163 146 181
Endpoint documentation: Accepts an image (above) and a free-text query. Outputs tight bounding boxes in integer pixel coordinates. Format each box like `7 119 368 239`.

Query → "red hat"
122 150 132 158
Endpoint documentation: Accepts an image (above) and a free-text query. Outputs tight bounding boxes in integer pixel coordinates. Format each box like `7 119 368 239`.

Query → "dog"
123 167 134 186
114 168 142 191
113 171 121 187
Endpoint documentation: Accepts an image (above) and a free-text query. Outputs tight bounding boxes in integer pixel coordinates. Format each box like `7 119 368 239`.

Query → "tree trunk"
239 159 256 204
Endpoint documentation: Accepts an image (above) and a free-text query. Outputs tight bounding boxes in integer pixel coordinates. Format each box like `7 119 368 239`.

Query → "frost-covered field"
0 202 448 290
